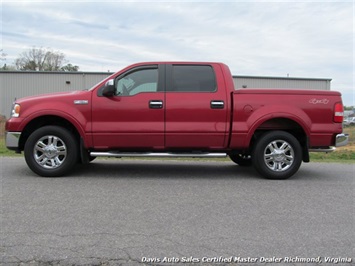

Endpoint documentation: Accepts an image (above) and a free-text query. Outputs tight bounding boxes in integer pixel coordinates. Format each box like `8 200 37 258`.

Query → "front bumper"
5 132 21 150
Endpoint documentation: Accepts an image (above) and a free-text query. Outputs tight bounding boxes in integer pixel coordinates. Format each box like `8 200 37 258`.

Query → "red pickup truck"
6 62 348 179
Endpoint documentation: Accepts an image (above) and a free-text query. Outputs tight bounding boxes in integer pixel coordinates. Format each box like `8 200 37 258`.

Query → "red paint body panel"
6 91 92 145
231 90 343 149
91 92 165 149
165 63 230 149
6 62 345 153
165 92 228 149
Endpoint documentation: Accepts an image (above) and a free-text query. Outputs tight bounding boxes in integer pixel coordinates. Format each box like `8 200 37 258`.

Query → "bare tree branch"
14 47 78 71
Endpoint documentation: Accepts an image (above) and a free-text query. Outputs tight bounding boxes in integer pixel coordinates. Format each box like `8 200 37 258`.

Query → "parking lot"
1 157 354 265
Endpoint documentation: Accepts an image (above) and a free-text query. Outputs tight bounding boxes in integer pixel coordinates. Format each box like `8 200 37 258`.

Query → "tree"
1 49 7 70
14 47 79 71
0 49 16 70
0 49 7 61
61 63 80 72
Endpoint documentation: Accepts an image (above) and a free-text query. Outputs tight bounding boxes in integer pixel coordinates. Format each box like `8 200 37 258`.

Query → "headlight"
11 103 21 118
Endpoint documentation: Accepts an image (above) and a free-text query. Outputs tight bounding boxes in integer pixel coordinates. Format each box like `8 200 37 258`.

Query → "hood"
16 90 89 103
16 91 87 103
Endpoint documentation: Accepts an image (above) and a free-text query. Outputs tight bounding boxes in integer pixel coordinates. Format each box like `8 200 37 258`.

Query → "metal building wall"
1 71 111 118
233 75 331 90
0 71 332 118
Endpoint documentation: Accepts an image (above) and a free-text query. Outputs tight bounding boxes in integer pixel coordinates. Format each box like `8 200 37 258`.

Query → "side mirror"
102 79 115 97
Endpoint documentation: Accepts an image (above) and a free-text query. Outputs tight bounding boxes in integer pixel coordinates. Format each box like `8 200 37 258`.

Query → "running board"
90 151 227 158
309 147 336 153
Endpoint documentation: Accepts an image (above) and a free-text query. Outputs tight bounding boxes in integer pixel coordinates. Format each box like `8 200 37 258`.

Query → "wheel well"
251 118 309 162
19 115 80 151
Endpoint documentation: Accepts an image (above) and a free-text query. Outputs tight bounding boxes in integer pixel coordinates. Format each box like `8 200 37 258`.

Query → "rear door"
165 63 229 149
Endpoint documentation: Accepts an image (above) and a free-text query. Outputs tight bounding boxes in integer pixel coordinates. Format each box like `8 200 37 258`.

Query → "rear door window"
170 65 216 92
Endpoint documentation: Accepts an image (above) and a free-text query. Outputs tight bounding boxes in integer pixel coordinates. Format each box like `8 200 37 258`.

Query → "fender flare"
244 105 312 147
19 109 90 147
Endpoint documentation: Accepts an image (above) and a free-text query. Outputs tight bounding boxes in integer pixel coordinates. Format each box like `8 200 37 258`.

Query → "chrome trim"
5 132 21 148
74 100 89 105
149 101 163 105
149 100 163 109
309 147 336 153
335 133 349 147
263 139 294 172
90 152 227 158
210 100 224 109
309 133 349 153
33 135 67 169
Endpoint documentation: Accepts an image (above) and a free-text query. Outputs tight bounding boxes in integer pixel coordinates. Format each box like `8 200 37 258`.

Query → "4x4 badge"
309 98 329 104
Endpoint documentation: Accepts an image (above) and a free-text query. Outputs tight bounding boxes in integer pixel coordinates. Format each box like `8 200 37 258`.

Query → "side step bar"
309 147 336 153
90 151 227 158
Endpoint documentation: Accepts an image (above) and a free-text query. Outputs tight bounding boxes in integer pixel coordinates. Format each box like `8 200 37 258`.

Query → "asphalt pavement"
0 157 354 266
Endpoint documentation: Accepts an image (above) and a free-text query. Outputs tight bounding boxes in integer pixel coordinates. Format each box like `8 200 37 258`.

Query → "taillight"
334 102 344 123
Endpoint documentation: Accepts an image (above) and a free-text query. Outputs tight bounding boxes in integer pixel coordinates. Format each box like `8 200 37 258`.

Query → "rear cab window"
169 65 217 92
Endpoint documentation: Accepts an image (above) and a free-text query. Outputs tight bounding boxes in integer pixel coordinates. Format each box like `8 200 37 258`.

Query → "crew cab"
5 62 348 179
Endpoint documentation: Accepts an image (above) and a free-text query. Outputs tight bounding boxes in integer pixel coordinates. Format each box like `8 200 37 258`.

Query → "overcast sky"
1 0 354 106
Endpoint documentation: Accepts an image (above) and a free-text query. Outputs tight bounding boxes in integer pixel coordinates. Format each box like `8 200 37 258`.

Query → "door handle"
211 100 224 109
149 100 163 109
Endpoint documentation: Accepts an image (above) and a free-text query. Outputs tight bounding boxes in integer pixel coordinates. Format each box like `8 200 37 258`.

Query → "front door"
92 65 165 150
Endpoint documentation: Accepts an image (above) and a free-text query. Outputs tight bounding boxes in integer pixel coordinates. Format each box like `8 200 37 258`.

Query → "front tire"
252 131 302 179
24 126 78 177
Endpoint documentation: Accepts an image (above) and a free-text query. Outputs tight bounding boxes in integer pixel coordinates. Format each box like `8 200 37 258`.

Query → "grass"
0 137 21 156
0 119 21 156
1 126 354 163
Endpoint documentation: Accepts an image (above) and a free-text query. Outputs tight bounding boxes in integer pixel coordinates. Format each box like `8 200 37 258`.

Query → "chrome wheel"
253 131 302 179
33 135 67 169
25 126 78 177
264 140 294 172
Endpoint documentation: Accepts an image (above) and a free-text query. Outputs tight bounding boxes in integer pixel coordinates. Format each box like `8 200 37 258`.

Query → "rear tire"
252 131 302 179
24 126 78 177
